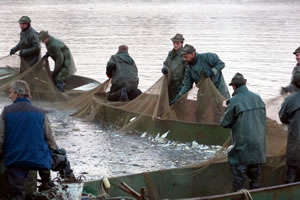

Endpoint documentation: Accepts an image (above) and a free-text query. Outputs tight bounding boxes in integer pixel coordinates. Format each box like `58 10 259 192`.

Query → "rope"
238 189 253 200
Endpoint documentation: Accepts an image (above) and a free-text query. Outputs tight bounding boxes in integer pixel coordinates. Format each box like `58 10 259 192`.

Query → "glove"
10 48 17 56
42 52 49 60
54 148 66 155
170 96 179 105
162 67 168 75
19 50 24 57
203 68 213 77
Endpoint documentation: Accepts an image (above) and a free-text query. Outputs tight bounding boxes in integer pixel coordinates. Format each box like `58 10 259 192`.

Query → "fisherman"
161 33 187 101
0 80 74 199
281 47 300 94
221 73 266 192
279 71 300 183
38 30 76 92
170 44 230 105
106 45 142 102
9 16 41 73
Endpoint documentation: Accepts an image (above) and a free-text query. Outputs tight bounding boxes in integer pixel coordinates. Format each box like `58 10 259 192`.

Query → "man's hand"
203 68 214 77
10 48 16 56
162 67 168 75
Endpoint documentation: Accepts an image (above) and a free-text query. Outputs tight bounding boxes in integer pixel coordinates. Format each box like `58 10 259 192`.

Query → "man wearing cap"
170 44 230 105
281 47 300 94
279 71 300 183
10 16 41 73
38 30 76 92
106 45 142 102
0 80 74 199
221 73 266 192
161 33 187 101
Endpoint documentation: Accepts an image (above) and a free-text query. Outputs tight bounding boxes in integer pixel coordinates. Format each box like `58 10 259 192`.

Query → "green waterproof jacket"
221 85 266 165
11 26 41 71
46 36 76 81
283 64 300 93
279 88 300 167
106 51 139 92
176 52 230 100
163 47 186 101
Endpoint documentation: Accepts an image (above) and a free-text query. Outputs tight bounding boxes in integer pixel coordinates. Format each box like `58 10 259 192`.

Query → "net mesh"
0 55 290 199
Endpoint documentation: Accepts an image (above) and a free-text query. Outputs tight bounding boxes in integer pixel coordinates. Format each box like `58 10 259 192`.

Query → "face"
9 89 18 102
232 85 237 91
183 52 196 64
295 53 300 64
19 23 29 31
42 37 49 44
173 41 183 50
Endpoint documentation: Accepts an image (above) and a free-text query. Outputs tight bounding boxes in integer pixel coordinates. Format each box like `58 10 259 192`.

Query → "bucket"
57 182 84 200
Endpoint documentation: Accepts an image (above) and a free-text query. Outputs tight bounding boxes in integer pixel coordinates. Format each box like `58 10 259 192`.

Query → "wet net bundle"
0 55 68 102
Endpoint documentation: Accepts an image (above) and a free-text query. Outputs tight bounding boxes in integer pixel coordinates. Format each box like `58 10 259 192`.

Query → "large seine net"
0 55 289 199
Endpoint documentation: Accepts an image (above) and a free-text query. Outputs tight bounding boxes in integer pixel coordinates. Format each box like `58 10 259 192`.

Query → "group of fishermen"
1 15 300 198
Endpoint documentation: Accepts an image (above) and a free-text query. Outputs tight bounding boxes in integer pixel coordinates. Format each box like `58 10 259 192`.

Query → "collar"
232 85 248 96
14 97 31 104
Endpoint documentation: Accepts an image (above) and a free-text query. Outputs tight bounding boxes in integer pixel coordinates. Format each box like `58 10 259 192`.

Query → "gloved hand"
203 68 213 77
19 50 24 57
42 52 49 60
10 48 17 56
170 96 179 105
162 67 168 75
54 148 66 155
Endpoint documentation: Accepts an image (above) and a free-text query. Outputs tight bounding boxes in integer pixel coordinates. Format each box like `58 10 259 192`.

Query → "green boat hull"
83 156 296 200
91 101 230 145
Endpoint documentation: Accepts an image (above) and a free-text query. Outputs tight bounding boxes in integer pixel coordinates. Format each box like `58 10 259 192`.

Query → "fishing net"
72 73 288 199
0 54 290 199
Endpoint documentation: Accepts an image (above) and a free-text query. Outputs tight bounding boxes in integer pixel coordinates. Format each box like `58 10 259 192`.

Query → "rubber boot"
247 164 261 189
120 87 128 102
231 165 247 192
285 166 297 184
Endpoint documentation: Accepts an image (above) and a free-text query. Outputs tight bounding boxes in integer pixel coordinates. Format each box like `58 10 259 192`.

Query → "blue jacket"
1 98 52 169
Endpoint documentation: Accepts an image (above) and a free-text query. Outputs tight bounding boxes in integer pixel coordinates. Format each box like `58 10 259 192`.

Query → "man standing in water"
170 44 230 104
281 47 300 94
221 73 266 192
10 16 41 73
279 71 300 183
161 33 187 102
0 80 74 199
39 30 76 92
106 45 142 102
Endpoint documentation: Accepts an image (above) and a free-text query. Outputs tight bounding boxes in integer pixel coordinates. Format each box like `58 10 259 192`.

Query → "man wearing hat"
106 45 141 101
170 44 230 105
10 16 41 73
0 80 74 199
161 33 187 101
221 73 266 192
279 71 300 183
38 30 76 92
281 47 300 94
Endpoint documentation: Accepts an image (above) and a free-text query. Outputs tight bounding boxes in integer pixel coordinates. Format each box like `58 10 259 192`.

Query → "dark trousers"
108 87 141 101
285 166 298 184
6 167 29 200
231 164 261 192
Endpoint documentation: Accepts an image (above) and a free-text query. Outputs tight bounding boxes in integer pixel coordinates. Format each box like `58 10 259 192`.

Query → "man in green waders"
161 33 187 102
170 44 230 105
281 47 300 94
106 45 142 102
279 71 300 183
221 73 266 192
10 16 41 73
38 30 76 92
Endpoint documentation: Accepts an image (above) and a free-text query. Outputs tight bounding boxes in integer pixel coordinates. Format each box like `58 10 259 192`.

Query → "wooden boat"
0 66 99 93
82 156 300 200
